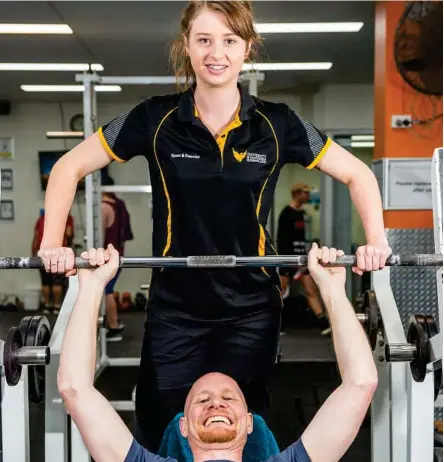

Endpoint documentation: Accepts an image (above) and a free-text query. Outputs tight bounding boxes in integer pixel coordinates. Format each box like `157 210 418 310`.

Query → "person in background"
102 175 134 342
32 209 74 314
277 183 330 336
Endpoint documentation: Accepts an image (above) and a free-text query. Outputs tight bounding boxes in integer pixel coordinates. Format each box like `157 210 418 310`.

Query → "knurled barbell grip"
0 253 442 269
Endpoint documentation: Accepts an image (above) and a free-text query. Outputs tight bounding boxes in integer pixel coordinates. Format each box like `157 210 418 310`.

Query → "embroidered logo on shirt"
171 153 200 159
233 149 247 163
247 152 267 164
233 149 267 165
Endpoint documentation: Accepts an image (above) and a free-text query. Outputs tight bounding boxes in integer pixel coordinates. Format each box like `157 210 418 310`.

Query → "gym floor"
0 310 371 462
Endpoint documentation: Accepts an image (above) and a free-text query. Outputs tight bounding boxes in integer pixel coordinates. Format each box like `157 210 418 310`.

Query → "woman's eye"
226 39 236 45
199 38 209 44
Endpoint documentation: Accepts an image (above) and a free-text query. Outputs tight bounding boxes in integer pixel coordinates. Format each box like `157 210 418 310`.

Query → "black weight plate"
424 315 443 401
364 290 379 350
408 315 429 382
24 316 51 404
18 316 33 344
3 327 23 386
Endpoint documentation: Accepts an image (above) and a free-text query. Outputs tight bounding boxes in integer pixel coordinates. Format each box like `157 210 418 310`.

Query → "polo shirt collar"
178 83 255 122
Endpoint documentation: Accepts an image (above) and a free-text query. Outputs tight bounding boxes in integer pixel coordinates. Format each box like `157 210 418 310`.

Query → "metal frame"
370 147 443 462
373 157 433 211
1 346 31 462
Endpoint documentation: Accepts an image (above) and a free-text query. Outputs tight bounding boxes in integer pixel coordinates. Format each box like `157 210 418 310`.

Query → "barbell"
0 253 442 269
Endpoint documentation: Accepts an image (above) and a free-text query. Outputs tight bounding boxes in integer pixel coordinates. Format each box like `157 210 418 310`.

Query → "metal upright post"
2 366 31 462
81 74 108 373
320 174 334 247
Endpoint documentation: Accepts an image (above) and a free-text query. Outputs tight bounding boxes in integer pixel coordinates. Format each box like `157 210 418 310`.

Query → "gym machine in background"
370 147 443 462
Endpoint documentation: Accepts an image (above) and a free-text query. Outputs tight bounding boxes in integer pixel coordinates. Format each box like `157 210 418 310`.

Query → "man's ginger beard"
197 425 237 444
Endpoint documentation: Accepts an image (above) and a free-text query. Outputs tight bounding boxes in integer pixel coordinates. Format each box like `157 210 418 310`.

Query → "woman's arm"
39 134 112 274
316 142 391 274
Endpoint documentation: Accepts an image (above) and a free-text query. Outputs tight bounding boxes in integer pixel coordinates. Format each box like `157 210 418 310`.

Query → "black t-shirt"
99 85 330 315
277 205 307 256
124 438 311 462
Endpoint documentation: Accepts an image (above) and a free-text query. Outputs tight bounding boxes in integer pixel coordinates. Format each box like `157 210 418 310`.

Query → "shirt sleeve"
267 438 312 462
98 101 151 163
124 439 176 462
283 107 332 170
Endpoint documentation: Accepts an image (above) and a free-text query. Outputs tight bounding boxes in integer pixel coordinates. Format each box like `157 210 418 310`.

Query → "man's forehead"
190 374 240 395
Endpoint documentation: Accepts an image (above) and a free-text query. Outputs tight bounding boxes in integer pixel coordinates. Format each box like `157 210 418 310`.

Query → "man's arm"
57 247 135 462
300 245 378 462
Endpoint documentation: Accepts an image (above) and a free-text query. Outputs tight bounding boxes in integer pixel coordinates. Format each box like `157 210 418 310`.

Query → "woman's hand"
353 242 392 276
38 247 76 277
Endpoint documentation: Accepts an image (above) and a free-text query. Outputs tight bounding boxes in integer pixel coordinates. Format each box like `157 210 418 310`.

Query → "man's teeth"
204 415 232 427
207 65 227 70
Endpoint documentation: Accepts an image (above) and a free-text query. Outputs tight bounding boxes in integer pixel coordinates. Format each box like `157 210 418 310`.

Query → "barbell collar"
356 313 368 324
14 346 49 366
385 343 418 362
0 253 442 269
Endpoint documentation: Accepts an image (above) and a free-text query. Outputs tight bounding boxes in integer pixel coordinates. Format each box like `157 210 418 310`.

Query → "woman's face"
186 9 250 88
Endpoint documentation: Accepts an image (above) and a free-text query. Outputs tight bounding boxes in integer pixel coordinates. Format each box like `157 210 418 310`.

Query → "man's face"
180 373 253 449
300 190 310 204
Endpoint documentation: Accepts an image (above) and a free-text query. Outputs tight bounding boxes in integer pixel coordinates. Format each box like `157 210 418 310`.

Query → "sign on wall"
373 157 433 210
387 159 432 210
0 137 14 160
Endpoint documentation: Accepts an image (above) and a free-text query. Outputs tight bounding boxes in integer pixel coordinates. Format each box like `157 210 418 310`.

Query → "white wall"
0 84 374 302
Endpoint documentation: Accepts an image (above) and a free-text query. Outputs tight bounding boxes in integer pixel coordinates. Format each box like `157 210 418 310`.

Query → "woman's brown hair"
169 0 262 88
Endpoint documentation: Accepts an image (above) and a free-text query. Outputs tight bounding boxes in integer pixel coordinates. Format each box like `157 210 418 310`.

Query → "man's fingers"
321 246 330 264
328 247 337 263
307 242 318 269
88 248 97 267
96 248 105 266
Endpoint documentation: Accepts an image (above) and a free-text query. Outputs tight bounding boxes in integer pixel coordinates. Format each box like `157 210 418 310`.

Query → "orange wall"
374 2 441 228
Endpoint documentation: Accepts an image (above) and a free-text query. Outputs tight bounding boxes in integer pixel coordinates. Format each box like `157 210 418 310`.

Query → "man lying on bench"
58 243 378 462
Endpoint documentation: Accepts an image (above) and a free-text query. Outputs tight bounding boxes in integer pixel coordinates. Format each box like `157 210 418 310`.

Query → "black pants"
134 306 281 452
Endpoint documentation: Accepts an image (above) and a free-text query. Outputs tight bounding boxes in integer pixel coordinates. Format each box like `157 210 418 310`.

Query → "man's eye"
199 398 209 403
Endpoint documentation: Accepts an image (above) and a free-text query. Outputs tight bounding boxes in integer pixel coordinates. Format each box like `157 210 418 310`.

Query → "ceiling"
0 1 376 102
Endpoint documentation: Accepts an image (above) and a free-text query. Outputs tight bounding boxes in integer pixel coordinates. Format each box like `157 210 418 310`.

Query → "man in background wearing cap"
277 183 331 336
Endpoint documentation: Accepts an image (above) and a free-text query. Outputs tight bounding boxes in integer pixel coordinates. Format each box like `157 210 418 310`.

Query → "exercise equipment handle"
0 253 442 269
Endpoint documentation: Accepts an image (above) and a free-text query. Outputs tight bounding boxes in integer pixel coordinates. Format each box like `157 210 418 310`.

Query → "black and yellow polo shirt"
98 85 331 316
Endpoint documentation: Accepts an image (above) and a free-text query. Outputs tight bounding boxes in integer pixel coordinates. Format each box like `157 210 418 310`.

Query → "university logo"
233 149 247 163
